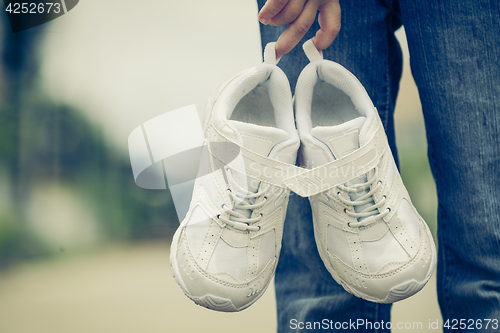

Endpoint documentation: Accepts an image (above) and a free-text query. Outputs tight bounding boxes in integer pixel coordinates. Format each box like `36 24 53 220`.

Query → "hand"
259 0 341 57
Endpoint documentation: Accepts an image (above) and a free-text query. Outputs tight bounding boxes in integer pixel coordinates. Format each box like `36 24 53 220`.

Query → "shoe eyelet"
387 207 391 213
343 208 347 213
347 222 351 227
217 214 221 219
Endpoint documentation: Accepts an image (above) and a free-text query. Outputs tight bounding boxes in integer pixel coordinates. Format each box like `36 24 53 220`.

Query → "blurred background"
0 0 441 332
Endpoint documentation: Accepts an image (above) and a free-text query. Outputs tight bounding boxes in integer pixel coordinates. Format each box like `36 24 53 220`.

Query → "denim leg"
258 0 403 331
399 0 500 330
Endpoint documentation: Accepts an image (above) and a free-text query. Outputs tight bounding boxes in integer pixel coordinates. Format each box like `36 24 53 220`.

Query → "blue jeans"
258 0 500 331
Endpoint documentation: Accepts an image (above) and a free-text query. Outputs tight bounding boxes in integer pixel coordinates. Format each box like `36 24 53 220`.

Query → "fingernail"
260 17 269 24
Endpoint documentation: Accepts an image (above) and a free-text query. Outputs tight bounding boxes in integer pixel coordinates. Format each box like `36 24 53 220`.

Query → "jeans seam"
382 71 390 130
379 34 391 131
442 240 456 327
431 148 454 328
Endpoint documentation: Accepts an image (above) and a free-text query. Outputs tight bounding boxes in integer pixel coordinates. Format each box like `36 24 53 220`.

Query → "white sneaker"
169 43 300 311
288 39 437 303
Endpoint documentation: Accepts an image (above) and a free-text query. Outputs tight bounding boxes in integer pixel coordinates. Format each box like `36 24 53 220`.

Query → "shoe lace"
217 169 266 231
335 167 390 228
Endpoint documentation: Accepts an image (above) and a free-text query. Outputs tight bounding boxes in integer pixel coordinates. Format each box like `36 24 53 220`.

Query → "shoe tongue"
310 116 375 222
310 117 366 159
230 120 290 157
227 120 290 218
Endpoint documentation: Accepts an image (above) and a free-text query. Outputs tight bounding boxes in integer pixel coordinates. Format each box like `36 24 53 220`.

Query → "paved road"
0 242 441 333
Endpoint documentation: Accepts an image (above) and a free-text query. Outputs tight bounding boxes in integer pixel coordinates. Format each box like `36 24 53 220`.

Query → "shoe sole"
312 213 437 303
169 218 274 312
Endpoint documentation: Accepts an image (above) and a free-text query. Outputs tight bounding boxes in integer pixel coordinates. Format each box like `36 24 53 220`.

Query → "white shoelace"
217 169 266 231
334 168 390 228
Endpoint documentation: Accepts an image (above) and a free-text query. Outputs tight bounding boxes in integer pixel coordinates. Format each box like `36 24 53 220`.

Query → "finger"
259 0 290 24
266 0 307 26
313 0 341 50
275 0 318 56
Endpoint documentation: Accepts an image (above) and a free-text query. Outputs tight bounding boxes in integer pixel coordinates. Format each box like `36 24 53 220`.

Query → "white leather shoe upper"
292 39 437 303
170 42 300 311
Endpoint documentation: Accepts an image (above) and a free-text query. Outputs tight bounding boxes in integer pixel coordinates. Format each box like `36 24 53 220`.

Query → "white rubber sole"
313 216 437 304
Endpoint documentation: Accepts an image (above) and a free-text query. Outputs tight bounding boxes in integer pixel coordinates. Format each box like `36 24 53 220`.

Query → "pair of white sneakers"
170 40 436 312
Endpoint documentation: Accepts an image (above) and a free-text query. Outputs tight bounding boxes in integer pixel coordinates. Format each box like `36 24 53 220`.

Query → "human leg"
400 0 500 329
258 0 404 331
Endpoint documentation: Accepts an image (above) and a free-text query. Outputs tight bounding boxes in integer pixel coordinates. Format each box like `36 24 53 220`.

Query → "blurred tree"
0 15 178 267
